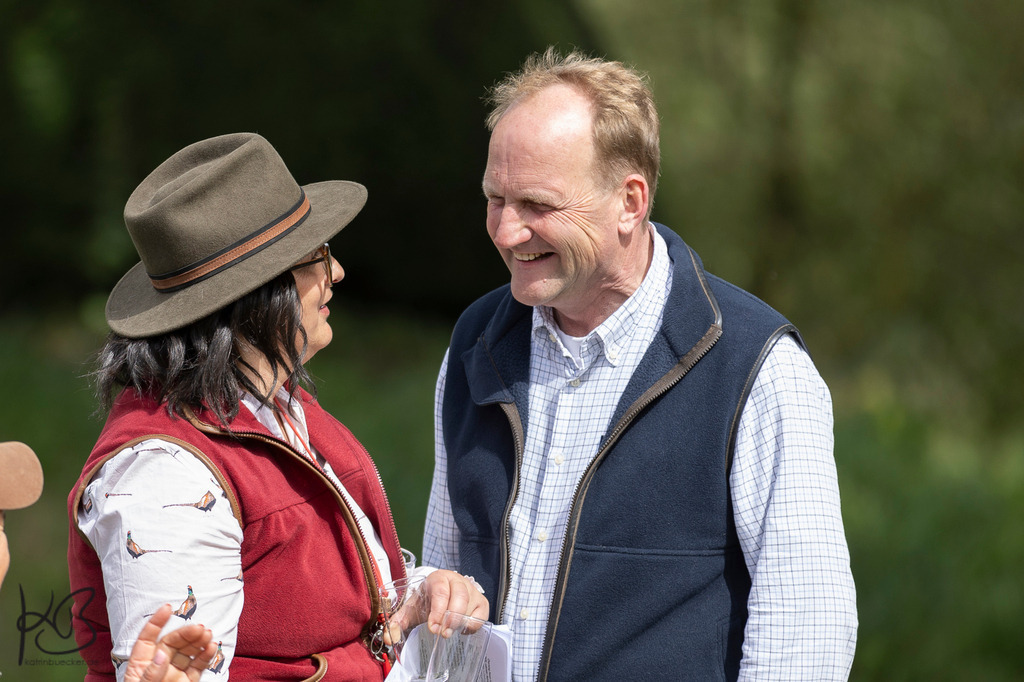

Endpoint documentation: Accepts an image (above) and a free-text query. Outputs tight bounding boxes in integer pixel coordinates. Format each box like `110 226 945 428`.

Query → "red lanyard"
275 398 318 462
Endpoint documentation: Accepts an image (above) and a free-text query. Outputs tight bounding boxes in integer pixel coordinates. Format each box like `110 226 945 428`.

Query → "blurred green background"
1 1 1022 679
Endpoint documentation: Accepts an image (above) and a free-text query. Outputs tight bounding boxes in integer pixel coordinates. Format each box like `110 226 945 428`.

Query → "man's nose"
491 205 530 249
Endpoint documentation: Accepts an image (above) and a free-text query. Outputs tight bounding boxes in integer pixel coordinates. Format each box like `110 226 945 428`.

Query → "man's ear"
618 174 649 235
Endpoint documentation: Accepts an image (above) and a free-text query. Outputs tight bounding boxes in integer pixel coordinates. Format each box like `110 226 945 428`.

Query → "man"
423 48 857 680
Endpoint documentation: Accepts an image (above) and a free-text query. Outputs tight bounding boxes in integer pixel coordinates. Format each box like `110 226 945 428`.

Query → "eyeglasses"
289 243 333 285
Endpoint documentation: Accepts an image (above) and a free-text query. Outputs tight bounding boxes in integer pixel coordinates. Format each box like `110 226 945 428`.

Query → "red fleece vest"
67 389 402 681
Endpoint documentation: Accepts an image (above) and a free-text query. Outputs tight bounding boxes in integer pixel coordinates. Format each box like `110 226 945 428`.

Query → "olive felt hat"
105 132 367 338
0 441 43 510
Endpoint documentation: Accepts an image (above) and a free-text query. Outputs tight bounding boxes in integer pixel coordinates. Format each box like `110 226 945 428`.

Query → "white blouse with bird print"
77 387 396 681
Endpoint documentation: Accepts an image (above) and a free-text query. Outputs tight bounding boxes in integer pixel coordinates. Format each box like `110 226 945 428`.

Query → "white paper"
475 623 513 682
385 622 513 682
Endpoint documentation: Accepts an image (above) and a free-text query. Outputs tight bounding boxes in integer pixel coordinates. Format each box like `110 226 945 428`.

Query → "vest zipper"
350 437 408 668
190 420 393 664
535 323 723 681
495 401 525 624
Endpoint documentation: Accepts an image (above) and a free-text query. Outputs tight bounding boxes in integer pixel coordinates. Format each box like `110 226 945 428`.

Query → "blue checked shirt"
424 228 857 680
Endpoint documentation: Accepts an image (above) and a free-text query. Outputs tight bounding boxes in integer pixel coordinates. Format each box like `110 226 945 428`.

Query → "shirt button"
548 332 557 342
519 608 530 620
537 530 549 542
607 348 619 361
553 454 564 466
569 378 581 387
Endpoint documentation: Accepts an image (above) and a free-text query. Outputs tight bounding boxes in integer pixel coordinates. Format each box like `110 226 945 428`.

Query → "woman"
67 133 486 681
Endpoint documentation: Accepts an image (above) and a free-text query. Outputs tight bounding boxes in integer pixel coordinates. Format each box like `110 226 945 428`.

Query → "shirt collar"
532 225 671 367
239 386 308 443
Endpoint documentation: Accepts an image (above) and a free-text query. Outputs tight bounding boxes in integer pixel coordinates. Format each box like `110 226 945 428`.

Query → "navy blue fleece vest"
443 224 801 681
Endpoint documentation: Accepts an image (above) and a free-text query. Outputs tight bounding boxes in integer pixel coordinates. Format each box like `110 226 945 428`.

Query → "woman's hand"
123 603 218 682
421 569 489 637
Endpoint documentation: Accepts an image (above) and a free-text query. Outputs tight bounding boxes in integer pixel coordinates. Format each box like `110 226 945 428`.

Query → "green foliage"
579 0 1024 430
1 0 1022 678
838 405 1024 679
0 315 109 680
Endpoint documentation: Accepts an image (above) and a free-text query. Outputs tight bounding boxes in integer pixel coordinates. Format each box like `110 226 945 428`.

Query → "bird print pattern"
220 569 244 583
79 441 253 678
125 530 172 558
163 490 217 512
174 585 198 620
210 477 229 499
208 641 226 673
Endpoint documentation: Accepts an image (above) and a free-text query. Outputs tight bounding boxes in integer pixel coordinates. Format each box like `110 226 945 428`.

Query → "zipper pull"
369 613 393 673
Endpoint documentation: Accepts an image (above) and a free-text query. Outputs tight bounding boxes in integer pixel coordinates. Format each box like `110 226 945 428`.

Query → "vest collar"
462 223 723 409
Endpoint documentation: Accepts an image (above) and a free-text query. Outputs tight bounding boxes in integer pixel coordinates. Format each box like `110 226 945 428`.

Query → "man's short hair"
485 47 661 214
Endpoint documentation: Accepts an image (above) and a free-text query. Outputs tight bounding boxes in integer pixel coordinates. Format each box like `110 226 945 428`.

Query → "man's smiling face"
482 84 631 333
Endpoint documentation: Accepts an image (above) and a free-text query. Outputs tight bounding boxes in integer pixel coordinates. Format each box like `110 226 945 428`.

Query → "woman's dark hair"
94 271 313 423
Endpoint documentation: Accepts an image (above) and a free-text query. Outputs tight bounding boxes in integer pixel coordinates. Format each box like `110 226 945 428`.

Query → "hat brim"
0 441 43 510
106 180 367 338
